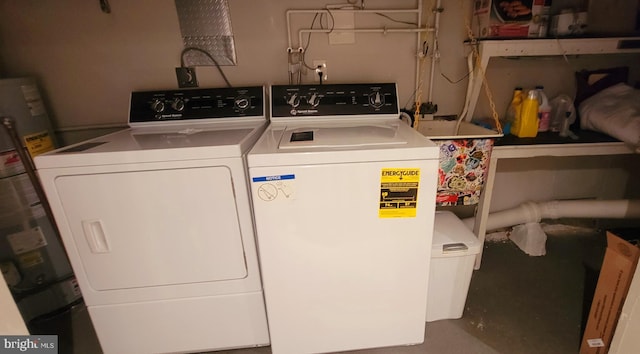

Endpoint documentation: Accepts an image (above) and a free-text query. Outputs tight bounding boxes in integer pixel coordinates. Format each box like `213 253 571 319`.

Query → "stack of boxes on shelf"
473 0 640 39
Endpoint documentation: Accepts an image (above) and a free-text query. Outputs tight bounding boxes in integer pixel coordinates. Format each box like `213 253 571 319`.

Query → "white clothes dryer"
248 83 439 354
34 87 270 354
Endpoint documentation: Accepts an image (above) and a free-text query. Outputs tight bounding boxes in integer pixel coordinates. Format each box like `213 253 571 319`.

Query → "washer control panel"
129 86 264 123
271 83 399 118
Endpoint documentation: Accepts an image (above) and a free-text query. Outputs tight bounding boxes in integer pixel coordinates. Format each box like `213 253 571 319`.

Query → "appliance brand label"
379 168 420 218
290 109 318 115
160 113 183 119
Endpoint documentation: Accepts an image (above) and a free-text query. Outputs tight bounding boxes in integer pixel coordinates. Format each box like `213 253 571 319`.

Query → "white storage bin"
426 211 482 322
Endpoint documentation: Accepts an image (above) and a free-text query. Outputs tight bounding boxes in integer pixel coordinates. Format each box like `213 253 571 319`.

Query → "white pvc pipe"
286 1 429 100
455 52 475 133
427 0 442 103
463 199 640 232
286 7 423 49
297 27 433 51
286 1 431 108
415 0 423 99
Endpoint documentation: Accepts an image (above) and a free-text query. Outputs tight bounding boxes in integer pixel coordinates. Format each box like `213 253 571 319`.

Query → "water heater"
0 77 81 325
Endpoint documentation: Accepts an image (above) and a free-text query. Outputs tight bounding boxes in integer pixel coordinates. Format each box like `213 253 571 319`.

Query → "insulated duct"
463 199 640 232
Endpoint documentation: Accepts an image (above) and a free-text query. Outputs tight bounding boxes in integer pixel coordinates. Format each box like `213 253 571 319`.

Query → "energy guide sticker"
23 130 54 157
379 168 420 218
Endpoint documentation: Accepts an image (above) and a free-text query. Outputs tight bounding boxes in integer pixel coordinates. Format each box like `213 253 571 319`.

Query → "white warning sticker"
7 226 47 255
586 338 605 348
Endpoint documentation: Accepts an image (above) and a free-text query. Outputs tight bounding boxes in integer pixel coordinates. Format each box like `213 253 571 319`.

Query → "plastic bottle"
549 94 576 133
538 0 552 37
503 87 523 135
512 90 539 138
536 86 551 132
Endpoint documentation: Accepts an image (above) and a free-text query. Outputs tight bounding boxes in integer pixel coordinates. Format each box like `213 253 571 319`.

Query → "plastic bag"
549 94 576 138
510 222 547 256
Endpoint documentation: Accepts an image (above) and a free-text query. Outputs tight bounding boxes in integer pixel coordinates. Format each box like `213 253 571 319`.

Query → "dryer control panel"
271 83 399 118
129 86 264 123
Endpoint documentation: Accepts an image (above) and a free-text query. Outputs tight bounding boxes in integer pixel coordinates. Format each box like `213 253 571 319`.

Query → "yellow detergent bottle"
512 90 539 138
504 87 523 135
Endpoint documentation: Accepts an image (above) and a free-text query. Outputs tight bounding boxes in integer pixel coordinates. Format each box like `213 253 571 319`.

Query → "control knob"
369 91 384 109
150 99 165 113
287 93 300 108
171 98 185 112
235 96 250 110
307 93 320 107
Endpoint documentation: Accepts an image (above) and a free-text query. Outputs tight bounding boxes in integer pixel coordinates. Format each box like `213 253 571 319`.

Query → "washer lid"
432 211 481 258
279 123 406 149
248 120 439 167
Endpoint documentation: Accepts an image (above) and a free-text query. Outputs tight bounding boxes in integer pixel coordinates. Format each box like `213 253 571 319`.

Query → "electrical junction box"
580 232 640 354
175 67 198 88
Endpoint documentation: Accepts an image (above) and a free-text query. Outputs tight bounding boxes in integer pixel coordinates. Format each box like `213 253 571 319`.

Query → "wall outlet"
312 60 328 82
175 67 198 88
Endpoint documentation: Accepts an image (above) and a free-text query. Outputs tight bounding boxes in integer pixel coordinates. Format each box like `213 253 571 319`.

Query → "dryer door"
54 165 247 290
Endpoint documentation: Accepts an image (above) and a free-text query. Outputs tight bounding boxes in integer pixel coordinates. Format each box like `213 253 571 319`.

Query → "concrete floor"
458 226 604 354
29 225 608 354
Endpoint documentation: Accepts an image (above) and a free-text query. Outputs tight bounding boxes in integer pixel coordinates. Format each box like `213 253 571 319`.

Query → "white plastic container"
426 211 482 322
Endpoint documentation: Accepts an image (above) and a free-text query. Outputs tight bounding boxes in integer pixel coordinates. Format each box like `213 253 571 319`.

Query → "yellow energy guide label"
379 168 420 218
23 130 55 157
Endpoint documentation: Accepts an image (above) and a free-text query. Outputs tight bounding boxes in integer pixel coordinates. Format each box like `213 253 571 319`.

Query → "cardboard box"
579 231 640 354
473 0 551 38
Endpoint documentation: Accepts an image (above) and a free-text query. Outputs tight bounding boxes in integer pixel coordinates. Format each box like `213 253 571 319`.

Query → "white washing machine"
34 87 270 354
248 83 440 354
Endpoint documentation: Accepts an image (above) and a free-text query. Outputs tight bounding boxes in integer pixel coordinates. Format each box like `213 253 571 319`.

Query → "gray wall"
1 0 454 131
1 0 638 211
4 0 637 131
